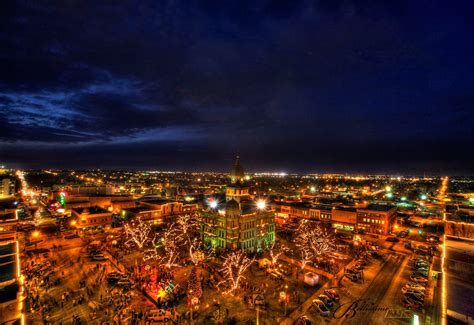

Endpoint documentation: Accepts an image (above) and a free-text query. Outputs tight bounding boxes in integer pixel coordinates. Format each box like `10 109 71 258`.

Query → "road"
338 253 406 325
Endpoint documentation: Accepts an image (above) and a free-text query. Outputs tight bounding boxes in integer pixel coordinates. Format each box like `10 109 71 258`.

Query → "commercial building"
122 199 198 223
331 207 357 232
356 204 397 235
0 199 19 238
273 202 311 224
445 213 474 239
0 239 22 324
50 192 136 213
272 200 396 235
273 202 332 224
201 157 275 251
1 178 17 198
71 206 113 229
67 185 114 196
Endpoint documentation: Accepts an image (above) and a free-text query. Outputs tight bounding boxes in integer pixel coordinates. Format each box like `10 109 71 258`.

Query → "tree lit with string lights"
217 251 255 296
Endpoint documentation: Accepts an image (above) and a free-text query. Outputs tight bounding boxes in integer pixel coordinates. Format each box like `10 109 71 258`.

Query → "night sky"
1 1 473 174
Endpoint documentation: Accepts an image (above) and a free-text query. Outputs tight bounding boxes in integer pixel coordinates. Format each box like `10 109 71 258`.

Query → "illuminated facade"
72 206 113 229
273 201 396 235
50 191 136 213
0 240 22 324
356 205 397 235
201 157 275 251
1 178 17 197
122 199 198 223
331 207 357 232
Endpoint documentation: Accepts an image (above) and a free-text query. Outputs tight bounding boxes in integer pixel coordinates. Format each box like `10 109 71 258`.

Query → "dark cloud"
0 0 473 173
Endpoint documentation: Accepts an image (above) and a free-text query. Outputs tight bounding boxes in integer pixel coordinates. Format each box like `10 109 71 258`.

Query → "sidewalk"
279 258 350 325
279 255 334 279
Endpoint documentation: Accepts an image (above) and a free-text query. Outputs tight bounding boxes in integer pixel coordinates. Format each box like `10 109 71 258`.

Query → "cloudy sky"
0 0 473 174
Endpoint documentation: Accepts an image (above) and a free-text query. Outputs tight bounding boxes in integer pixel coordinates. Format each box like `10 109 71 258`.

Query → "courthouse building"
201 157 275 251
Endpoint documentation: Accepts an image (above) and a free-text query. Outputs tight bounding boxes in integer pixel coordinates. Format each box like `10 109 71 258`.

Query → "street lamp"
257 200 266 210
188 289 194 324
32 230 40 250
284 284 289 316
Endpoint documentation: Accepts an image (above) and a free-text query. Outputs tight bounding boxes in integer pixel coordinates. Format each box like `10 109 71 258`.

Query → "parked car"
386 237 399 242
403 293 424 305
403 282 426 290
356 259 367 266
410 275 428 284
412 270 428 278
147 309 171 322
92 254 107 261
318 295 333 308
414 262 429 268
426 235 440 243
398 231 408 238
324 289 340 301
402 287 425 296
400 297 423 310
414 262 429 269
345 273 359 282
312 299 330 317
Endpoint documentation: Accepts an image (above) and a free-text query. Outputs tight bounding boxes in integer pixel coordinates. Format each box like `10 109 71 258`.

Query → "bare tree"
266 241 285 266
295 221 335 270
124 216 152 249
218 251 255 295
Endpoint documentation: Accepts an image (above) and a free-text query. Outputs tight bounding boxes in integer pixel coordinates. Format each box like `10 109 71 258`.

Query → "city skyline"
1 1 473 174
1 2 473 323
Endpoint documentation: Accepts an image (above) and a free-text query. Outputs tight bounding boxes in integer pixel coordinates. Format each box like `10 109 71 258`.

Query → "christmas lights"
218 250 255 295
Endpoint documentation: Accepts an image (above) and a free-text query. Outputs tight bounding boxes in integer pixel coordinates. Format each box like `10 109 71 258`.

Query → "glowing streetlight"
257 200 266 210
32 230 40 238
70 220 77 226
210 200 218 209
385 186 392 192
310 186 316 193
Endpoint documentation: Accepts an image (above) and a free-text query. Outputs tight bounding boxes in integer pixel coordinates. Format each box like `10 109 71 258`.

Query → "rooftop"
334 206 357 212
362 204 395 212
123 207 160 213
72 206 110 214
140 199 177 205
